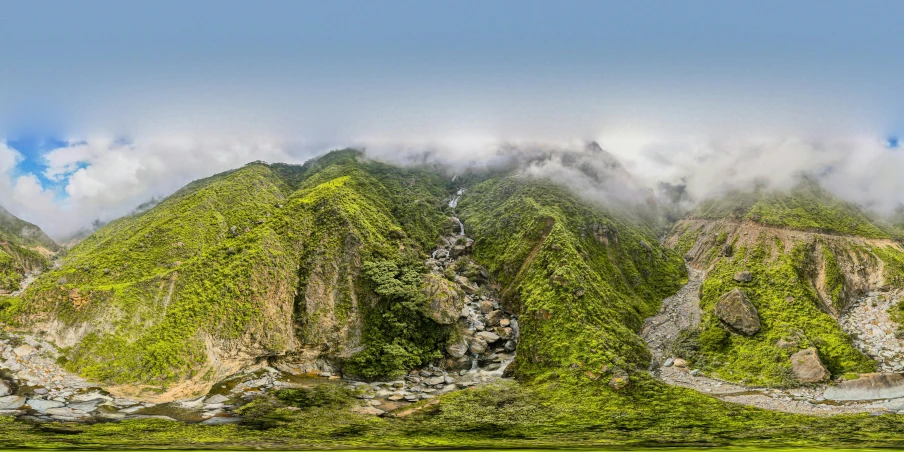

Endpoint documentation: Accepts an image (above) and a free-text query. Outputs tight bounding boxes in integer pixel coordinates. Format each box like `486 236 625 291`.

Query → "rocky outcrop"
713 288 760 335
421 274 464 325
790 348 830 383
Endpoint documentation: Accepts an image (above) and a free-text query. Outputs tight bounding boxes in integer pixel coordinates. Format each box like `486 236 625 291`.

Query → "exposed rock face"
421 274 464 325
789 348 830 383
824 373 904 401
713 288 761 335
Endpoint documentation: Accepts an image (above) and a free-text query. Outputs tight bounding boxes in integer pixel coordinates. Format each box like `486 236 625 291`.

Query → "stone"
476 331 500 344
26 399 64 414
68 401 102 413
351 405 385 416
450 245 468 258
733 271 753 283
503 340 517 352
13 344 35 357
422 274 465 325
720 243 733 257
825 373 904 401
663 358 675 368
0 380 9 397
387 394 405 401
486 310 505 327
425 376 445 386
446 339 469 358
469 337 488 354
201 417 242 425
714 288 761 335
776 338 798 349
790 348 830 383
205 394 229 405
673 358 688 368
499 318 511 328
479 301 494 314
0 396 26 410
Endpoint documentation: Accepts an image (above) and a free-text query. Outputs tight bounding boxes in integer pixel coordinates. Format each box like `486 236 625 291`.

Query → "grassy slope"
18 150 453 388
459 176 687 380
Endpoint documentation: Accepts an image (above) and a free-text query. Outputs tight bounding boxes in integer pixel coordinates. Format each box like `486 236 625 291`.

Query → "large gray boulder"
790 348 830 383
714 288 761 335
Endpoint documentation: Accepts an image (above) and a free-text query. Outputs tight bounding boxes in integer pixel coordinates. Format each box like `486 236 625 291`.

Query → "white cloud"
0 136 322 239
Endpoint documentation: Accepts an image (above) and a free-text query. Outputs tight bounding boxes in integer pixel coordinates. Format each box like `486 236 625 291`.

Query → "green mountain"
18 150 458 399
11 151 904 447
0 206 56 294
668 179 904 385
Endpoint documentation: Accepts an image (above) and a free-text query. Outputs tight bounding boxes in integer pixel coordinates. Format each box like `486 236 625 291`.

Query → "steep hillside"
16 150 456 400
666 180 904 386
459 176 687 383
0 206 57 295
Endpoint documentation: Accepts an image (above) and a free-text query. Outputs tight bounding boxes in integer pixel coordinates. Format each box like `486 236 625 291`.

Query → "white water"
448 188 465 208
453 217 465 236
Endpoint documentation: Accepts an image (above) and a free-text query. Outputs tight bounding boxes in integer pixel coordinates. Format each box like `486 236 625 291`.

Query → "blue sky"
0 0 903 236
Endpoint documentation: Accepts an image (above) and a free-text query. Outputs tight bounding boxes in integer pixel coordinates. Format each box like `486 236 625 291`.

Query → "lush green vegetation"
683 237 875 386
344 258 450 379
693 179 890 238
459 176 687 380
18 150 453 388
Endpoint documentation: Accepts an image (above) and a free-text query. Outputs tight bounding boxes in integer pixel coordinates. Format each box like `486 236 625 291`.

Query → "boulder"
446 339 469 358
720 243 733 257
450 245 468 258
476 331 500 344
733 271 753 283
26 399 64 414
825 373 904 401
714 288 761 335
790 348 830 383
0 396 25 410
13 344 35 357
421 274 464 325
468 337 488 354
486 310 505 327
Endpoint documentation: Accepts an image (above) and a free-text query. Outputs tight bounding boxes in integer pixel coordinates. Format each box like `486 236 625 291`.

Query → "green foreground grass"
4 377 904 448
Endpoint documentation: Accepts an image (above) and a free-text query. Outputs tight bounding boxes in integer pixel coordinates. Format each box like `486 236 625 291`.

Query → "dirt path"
642 266 889 416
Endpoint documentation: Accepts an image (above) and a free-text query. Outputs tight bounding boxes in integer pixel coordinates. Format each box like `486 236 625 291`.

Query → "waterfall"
469 353 480 373
454 217 465 236
448 188 465 208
